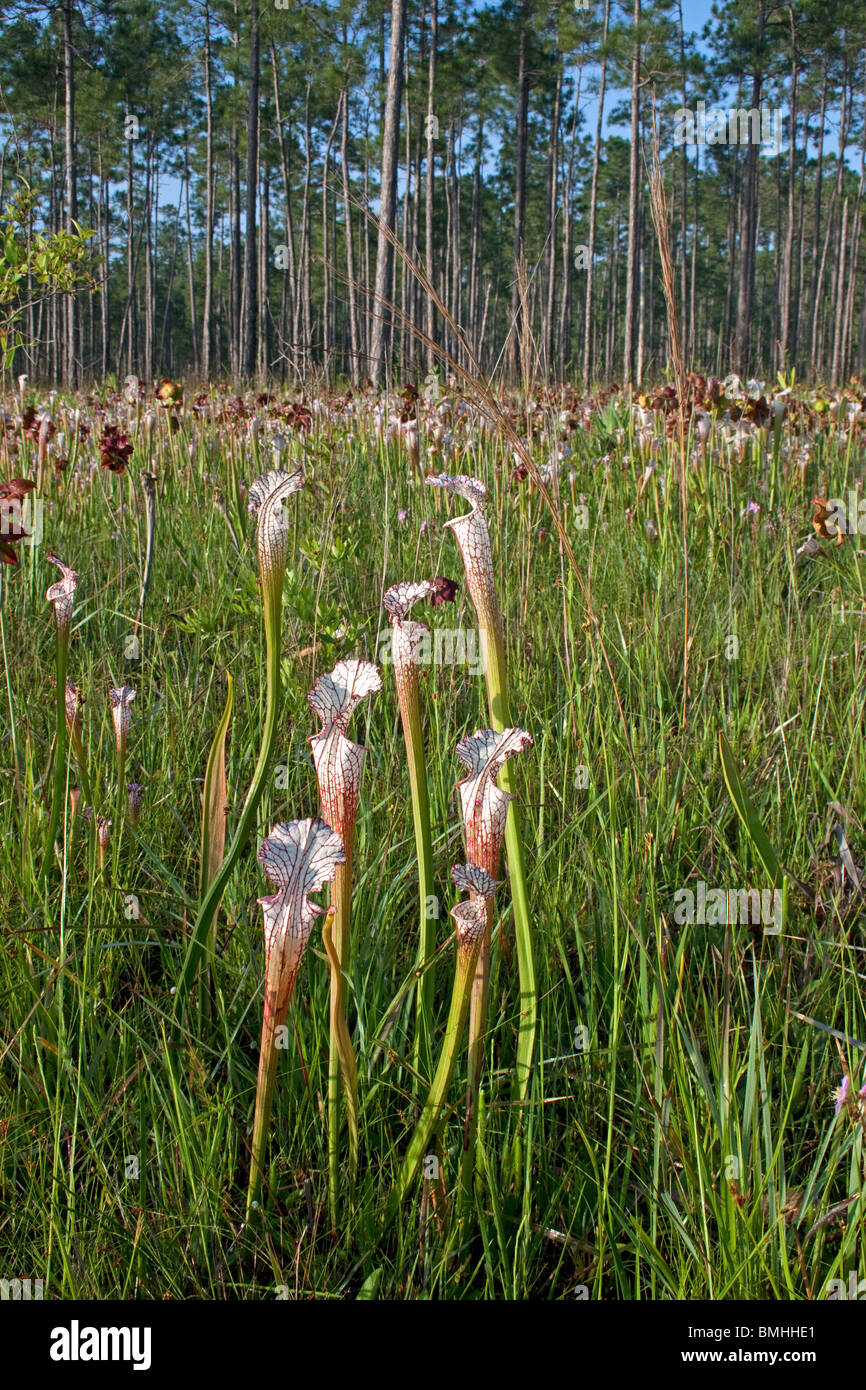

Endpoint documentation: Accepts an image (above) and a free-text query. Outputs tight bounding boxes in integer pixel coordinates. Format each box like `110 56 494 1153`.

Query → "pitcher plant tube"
174 467 304 1017
246 816 346 1217
65 683 94 809
426 472 536 1105
40 554 78 881
383 576 457 1085
308 657 382 1227
456 726 533 1203
389 862 499 1219
108 684 136 870
109 680 135 785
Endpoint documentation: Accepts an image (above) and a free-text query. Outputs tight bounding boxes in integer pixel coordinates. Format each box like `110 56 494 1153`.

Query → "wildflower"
456 727 533 877
247 467 304 596
174 466 305 1018
0 478 35 565
427 474 497 626
65 684 84 749
384 576 457 1080
100 425 134 473
308 660 382 853
428 470 536 1100
833 1075 850 1116
127 782 145 827
155 378 183 408
46 555 78 638
256 817 345 1022
308 658 381 1222
109 686 136 759
97 815 112 869
248 817 345 1214
812 497 846 546
430 575 458 606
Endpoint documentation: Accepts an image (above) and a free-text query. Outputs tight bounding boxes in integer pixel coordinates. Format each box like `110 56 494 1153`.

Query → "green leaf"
718 730 780 884
199 673 234 939
355 1269 382 1300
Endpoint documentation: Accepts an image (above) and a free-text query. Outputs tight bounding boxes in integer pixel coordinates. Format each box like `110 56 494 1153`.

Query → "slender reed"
135 471 157 632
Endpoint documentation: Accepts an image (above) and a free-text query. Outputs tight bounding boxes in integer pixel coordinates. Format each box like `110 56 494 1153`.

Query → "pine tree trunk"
543 61 561 378
322 101 340 384
583 0 610 388
185 161 199 375
63 0 77 386
559 87 578 375
469 120 482 356
230 127 241 378
202 1 214 379
677 0 688 361
370 0 407 385
623 0 640 386
340 81 360 383
424 0 437 372
243 0 260 378
259 161 269 376
271 47 297 377
779 7 797 369
398 33 412 376
509 20 528 383
735 3 765 372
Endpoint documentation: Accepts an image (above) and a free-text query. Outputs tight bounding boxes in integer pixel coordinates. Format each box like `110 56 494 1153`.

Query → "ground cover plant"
1 373 866 1299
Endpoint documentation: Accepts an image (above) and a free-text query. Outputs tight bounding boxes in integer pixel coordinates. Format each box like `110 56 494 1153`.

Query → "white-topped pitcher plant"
246 816 345 1216
308 657 382 1227
426 472 536 1105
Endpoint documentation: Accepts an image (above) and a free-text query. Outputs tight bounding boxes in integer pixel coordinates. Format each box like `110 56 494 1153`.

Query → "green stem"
173 584 282 1019
481 621 536 1105
69 728 95 811
246 977 293 1218
112 746 126 884
459 906 491 1214
327 855 357 1231
39 634 69 882
389 943 478 1220
400 681 436 1088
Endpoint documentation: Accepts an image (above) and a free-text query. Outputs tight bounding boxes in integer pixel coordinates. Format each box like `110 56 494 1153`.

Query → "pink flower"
833 1075 850 1115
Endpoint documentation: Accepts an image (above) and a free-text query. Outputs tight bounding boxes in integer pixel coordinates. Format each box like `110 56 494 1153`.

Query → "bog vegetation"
1 372 866 1298
1 0 865 1302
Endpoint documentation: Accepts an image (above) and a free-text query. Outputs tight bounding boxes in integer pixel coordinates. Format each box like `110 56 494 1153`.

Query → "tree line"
0 0 864 388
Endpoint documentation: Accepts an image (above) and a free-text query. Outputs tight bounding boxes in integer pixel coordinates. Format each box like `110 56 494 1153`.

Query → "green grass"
1 388 864 1298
